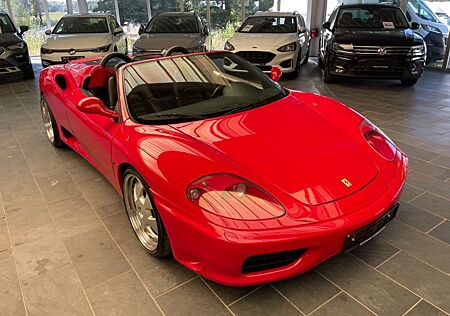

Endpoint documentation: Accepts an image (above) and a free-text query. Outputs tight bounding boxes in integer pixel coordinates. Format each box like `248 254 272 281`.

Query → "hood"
172 94 379 207
229 32 298 49
134 33 201 50
43 33 111 50
0 32 23 47
334 28 424 46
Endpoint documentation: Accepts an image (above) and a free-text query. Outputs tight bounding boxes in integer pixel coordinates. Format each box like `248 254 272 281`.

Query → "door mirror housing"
19 25 29 35
411 22 420 30
270 66 282 82
322 21 331 30
113 26 124 35
138 24 145 35
77 97 118 120
45 29 52 35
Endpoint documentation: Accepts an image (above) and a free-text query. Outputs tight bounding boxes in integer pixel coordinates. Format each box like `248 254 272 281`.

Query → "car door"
109 16 127 53
320 9 338 61
297 15 310 60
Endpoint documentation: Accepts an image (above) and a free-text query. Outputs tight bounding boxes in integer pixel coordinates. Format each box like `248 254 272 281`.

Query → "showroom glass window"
0 13 15 33
238 16 297 33
336 7 409 28
53 17 109 34
145 16 199 33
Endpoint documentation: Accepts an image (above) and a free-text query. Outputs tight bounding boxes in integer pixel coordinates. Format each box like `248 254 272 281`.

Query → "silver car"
133 12 209 55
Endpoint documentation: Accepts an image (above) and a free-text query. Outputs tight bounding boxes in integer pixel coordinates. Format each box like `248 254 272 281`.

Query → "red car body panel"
40 53 408 286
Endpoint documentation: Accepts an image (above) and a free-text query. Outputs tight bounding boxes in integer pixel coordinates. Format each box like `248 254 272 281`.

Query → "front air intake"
242 249 307 274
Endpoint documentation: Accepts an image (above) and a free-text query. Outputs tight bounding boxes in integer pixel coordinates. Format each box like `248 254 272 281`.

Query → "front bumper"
0 48 32 77
235 49 299 74
423 31 446 64
41 50 110 67
156 152 408 286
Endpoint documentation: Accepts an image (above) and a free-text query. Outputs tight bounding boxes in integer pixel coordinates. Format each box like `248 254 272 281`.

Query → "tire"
122 168 171 257
23 63 35 79
400 79 418 86
318 56 325 69
301 48 310 65
324 61 337 84
40 96 64 148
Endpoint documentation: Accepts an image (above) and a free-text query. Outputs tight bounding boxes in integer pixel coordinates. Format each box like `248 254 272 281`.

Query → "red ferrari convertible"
40 51 407 286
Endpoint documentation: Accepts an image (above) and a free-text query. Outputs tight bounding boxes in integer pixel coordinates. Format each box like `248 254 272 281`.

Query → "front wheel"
23 63 35 79
400 79 418 86
301 48 310 65
324 62 337 84
123 168 171 257
40 96 64 147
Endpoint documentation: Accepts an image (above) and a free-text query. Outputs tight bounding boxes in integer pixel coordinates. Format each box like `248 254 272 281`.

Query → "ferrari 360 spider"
39 50 407 286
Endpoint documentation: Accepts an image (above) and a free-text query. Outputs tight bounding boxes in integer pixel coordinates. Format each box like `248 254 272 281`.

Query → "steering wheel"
211 85 225 99
100 52 132 68
163 46 190 57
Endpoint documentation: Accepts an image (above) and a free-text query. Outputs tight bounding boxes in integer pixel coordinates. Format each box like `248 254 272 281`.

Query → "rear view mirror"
45 29 52 35
411 22 420 30
77 97 118 120
113 27 124 35
322 22 331 30
138 24 145 35
19 25 29 35
270 66 282 82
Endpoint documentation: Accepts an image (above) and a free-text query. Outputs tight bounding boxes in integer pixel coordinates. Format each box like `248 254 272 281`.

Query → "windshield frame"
0 13 17 33
238 16 298 33
52 16 110 34
144 15 199 34
119 52 288 125
335 6 410 29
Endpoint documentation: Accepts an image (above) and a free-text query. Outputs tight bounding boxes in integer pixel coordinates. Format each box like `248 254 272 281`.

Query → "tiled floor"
0 58 449 316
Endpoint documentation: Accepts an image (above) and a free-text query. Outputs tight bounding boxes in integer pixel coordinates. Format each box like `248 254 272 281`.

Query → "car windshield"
336 7 410 29
53 17 109 34
145 16 198 33
0 14 16 33
122 52 287 124
239 16 297 33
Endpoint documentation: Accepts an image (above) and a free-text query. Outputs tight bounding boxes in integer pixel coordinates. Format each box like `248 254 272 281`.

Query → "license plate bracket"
344 204 399 251
62 56 85 63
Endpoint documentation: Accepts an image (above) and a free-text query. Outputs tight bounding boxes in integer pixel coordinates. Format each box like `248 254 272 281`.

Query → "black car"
319 4 426 86
0 12 34 80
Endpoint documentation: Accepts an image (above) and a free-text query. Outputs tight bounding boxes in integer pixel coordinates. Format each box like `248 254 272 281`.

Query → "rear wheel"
40 96 64 147
123 168 171 257
301 48 310 65
400 79 418 86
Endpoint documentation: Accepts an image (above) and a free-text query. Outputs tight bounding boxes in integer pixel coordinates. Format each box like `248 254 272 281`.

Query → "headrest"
86 65 109 89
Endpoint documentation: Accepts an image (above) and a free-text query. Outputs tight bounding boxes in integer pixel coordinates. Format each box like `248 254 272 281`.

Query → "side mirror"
203 25 209 36
19 25 29 35
411 22 420 30
113 26 124 35
270 66 282 82
45 29 52 35
322 21 331 30
298 26 307 34
77 97 118 120
138 24 145 35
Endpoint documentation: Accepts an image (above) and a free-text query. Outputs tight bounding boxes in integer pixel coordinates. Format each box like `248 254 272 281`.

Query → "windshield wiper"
138 113 208 121
222 102 263 115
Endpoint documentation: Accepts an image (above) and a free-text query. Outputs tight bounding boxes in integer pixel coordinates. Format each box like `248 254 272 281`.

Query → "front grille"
0 59 12 68
353 46 411 56
237 51 276 64
242 249 307 274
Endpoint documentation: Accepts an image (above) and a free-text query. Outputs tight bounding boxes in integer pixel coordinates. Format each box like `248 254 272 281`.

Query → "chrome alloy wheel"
41 99 54 143
124 174 159 251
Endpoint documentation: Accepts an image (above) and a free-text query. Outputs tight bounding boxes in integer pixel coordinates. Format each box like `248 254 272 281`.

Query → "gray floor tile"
156 278 231 316
396 202 443 232
350 238 399 267
380 220 450 273
405 300 448 316
48 196 100 240
400 184 425 202
77 177 123 217
310 293 375 316
22 263 93 316
0 258 26 316
120 239 196 297
86 270 162 316
428 221 450 244
14 235 69 281
229 285 300 316
395 141 440 161
316 253 419 316
431 155 450 169
410 192 450 219
102 211 135 245
64 225 130 289
34 169 82 205
379 252 450 313
273 270 340 314
0 217 11 252
0 248 12 262
406 171 450 201
204 279 259 306
409 157 450 181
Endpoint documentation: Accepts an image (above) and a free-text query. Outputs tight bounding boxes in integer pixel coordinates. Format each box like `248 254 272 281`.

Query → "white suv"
225 12 311 77
41 13 127 67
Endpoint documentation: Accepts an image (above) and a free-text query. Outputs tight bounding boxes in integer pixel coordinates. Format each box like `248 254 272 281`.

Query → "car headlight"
277 42 297 52
8 42 24 50
421 24 442 33
224 41 235 51
41 47 53 54
186 173 285 220
408 44 426 57
333 43 353 51
92 44 112 53
360 119 397 161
